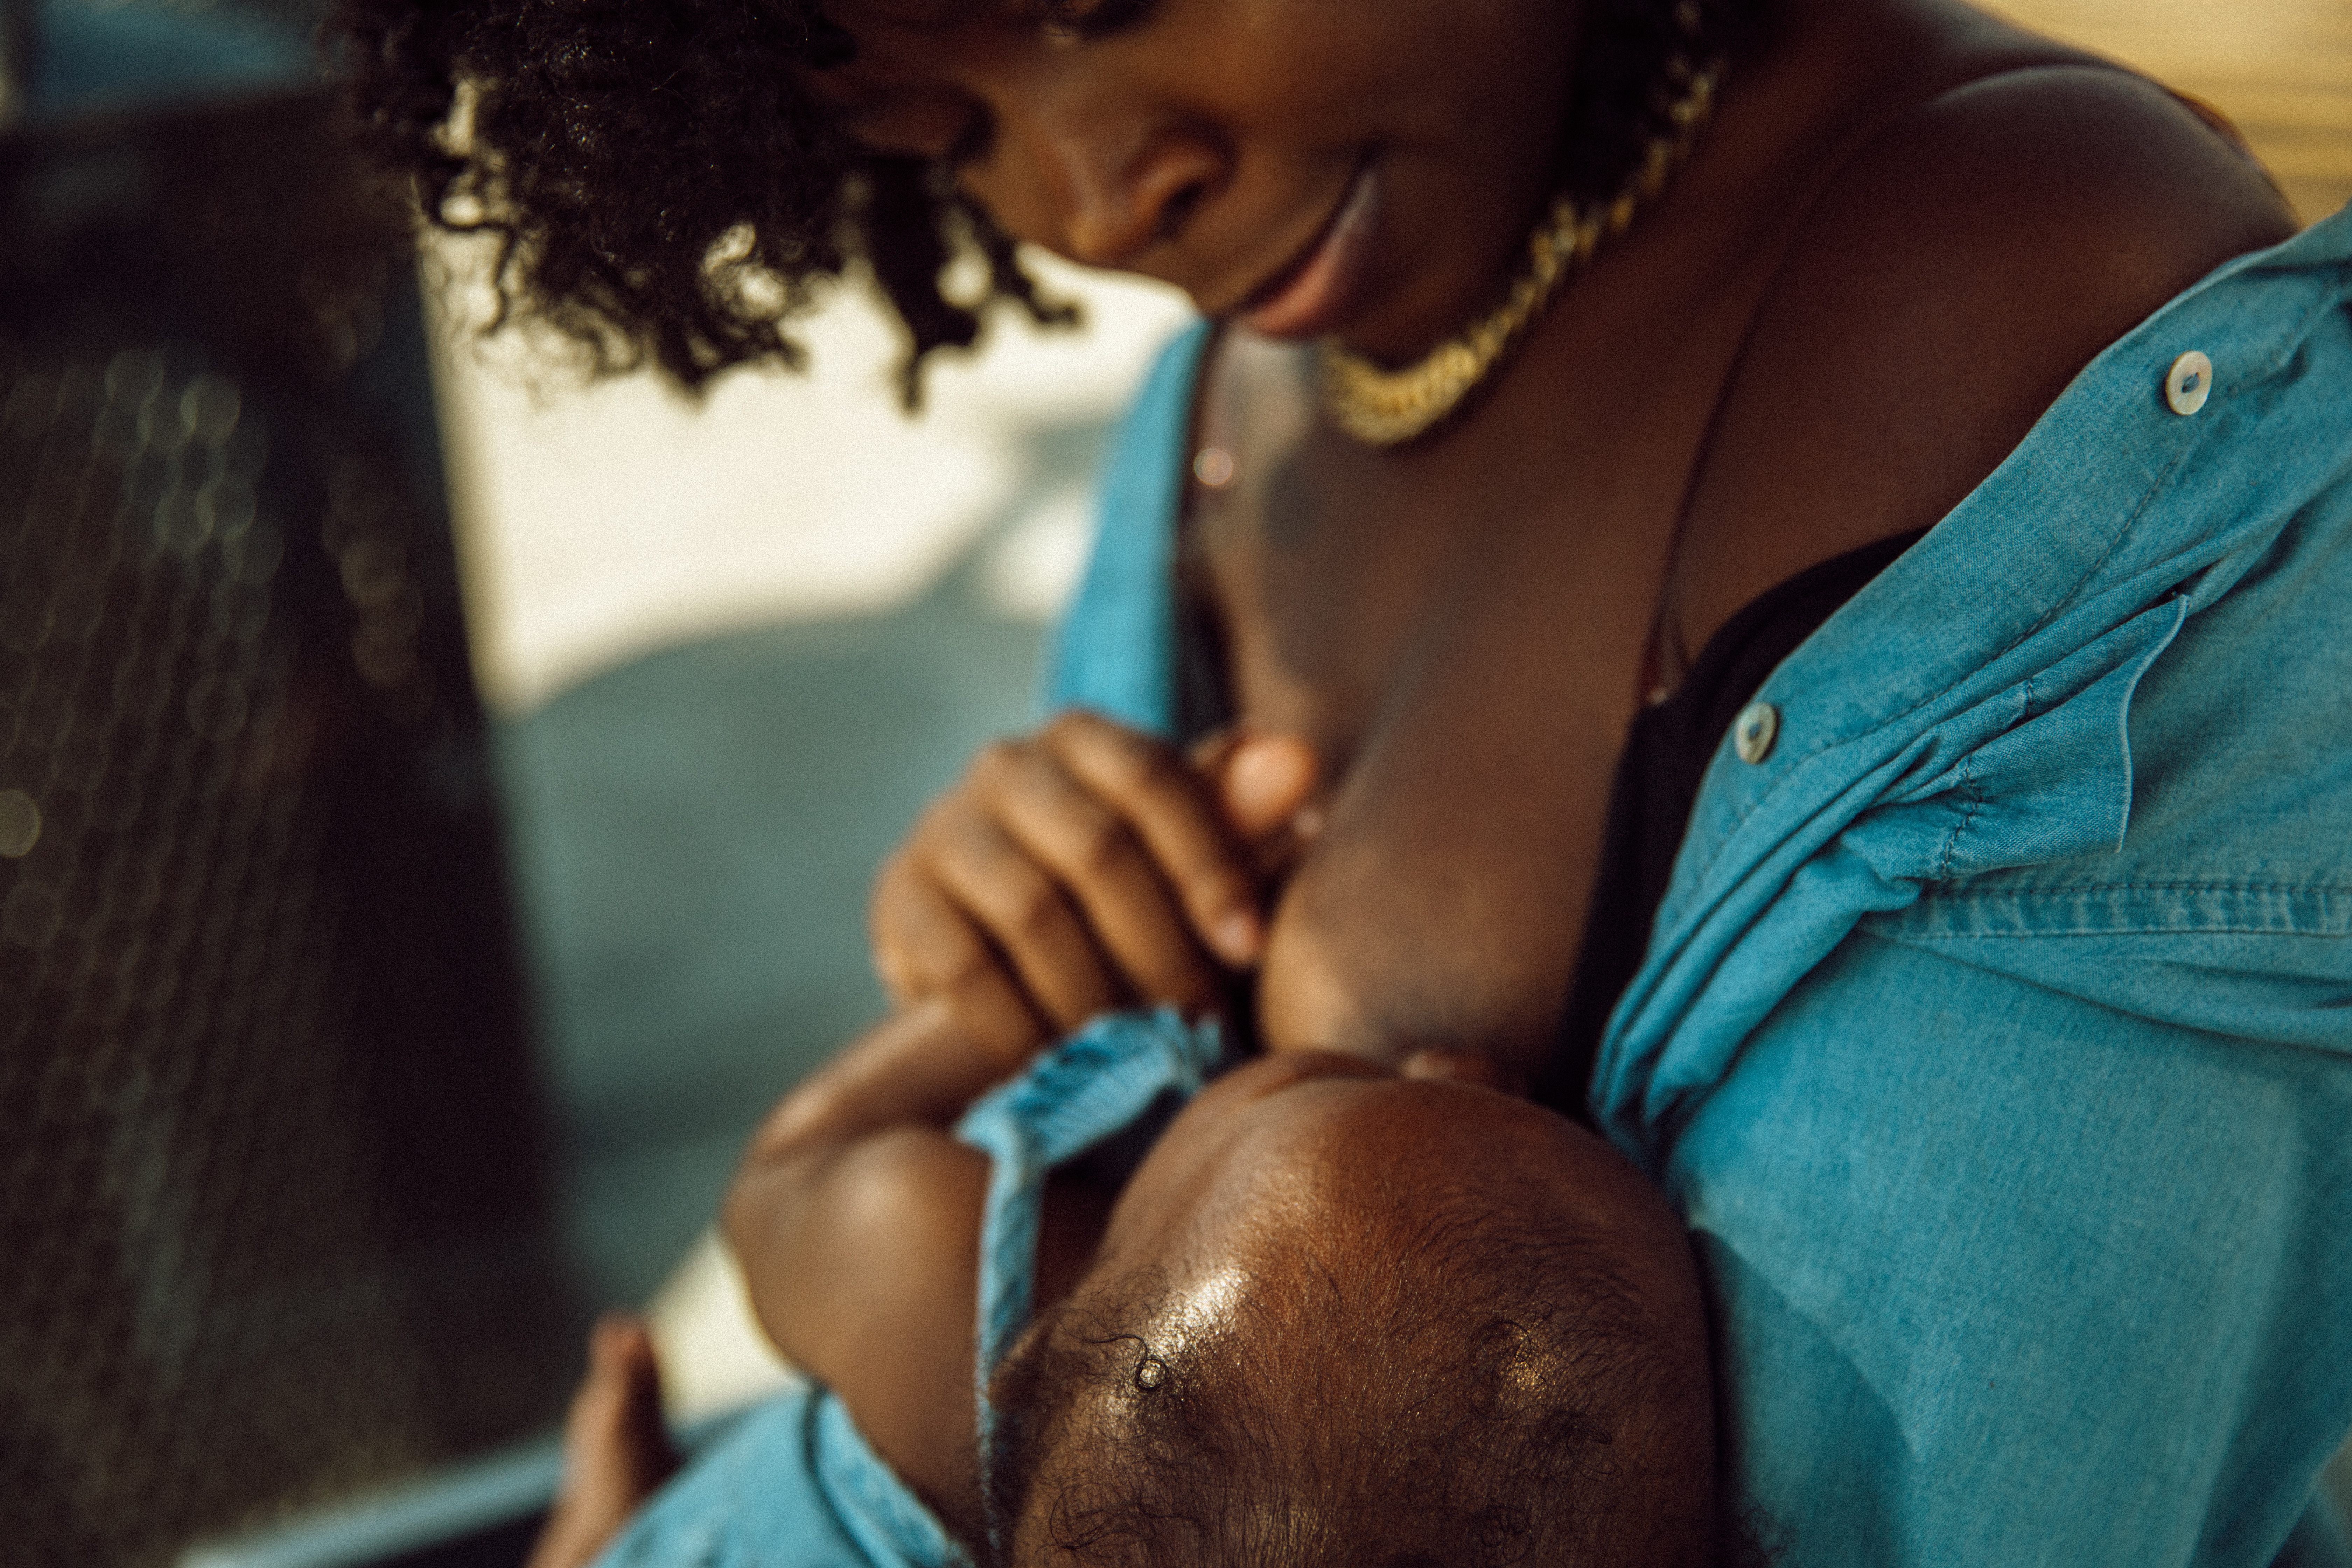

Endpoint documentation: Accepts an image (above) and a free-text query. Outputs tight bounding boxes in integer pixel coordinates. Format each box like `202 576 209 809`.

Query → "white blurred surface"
425 243 1192 715
643 1228 797 1423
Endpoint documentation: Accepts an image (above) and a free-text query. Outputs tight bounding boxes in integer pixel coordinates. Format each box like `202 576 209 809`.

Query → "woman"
340 0 2352 1560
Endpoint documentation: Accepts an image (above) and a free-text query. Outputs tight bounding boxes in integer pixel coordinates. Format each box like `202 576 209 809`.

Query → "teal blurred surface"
497 573 1048 1310
22 0 315 121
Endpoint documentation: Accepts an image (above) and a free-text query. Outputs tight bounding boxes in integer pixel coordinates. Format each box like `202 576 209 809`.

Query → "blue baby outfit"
1044 209 2352 1565
592 1011 1221 1568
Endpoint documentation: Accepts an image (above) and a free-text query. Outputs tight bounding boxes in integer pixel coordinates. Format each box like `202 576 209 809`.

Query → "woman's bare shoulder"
1673 59 2297 656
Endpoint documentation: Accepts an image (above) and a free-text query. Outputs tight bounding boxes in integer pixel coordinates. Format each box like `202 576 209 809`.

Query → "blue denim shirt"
1042 208 2352 1566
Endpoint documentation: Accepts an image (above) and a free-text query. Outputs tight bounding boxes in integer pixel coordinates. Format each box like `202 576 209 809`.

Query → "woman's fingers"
1042 711 1264 967
1206 731 1325 883
870 853 1053 1063
1190 727 1326 882
924 797 1127 1031
525 1315 678 1568
869 714 1315 1056
986 742 1224 1015
1212 731 1320 840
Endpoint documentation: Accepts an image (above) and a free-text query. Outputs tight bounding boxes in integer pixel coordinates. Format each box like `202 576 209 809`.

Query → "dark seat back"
0 84 576 1568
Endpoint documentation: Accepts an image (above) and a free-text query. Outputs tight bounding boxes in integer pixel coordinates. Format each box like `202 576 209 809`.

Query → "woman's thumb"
1216 733 1321 842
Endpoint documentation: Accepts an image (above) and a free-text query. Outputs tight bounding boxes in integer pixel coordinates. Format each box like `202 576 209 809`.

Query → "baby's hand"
869 712 1319 1063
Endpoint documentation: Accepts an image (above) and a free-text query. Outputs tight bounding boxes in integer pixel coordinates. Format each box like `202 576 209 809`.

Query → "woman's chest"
1184 338 1705 1077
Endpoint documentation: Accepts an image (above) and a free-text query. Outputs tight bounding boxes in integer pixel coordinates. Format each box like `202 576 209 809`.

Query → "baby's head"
983 1051 1724 1567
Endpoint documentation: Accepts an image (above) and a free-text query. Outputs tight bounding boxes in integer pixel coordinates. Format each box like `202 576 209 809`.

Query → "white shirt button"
1733 701 1779 765
2165 351 2213 416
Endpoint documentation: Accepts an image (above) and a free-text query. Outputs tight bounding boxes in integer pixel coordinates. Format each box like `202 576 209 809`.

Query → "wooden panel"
1984 0 2352 224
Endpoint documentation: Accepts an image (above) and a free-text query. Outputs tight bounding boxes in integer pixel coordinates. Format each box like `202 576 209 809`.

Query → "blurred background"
0 0 2344 1564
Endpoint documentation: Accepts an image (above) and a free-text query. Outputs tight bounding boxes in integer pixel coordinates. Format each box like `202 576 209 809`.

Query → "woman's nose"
969 90 1232 270
1008 115 1228 268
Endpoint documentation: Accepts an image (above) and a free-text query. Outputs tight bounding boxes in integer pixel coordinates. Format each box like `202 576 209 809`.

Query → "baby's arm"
720 1001 999 1530
720 1001 1123 1536
528 1010 996 1568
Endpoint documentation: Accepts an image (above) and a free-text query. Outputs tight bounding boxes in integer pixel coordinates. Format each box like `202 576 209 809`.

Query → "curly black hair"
329 0 1771 403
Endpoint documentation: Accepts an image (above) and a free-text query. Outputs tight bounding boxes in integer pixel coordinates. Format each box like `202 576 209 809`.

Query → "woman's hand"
869 712 1320 1063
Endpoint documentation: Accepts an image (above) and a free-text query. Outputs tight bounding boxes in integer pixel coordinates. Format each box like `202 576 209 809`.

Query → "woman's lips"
1235 162 1381 341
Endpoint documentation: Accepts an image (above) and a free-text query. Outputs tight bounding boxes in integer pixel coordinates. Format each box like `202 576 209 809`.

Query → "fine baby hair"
983 1153 1730 1566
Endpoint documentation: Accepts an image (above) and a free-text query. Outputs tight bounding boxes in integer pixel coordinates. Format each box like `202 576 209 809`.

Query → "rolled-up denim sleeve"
593 1382 967 1568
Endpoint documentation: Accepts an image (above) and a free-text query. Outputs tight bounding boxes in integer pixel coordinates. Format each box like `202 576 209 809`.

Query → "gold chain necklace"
1318 47 1727 447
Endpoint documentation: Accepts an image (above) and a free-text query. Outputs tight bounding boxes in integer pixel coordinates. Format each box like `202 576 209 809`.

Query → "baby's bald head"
982 1060 1732 1567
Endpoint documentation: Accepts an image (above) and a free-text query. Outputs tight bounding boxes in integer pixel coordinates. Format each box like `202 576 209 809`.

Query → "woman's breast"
1240 636 1648 1083
1256 848 1589 1076
1190 331 1689 1079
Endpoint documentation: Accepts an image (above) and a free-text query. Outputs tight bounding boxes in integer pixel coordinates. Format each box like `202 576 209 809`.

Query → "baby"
534 727 1737 1567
